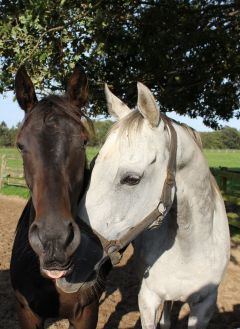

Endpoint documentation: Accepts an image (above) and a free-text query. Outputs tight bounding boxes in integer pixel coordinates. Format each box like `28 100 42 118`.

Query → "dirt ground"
0 195 240 329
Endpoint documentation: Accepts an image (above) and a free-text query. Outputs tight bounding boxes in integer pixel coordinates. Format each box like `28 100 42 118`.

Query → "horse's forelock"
108 109 144 141
39 95 83 124
18 94 90 138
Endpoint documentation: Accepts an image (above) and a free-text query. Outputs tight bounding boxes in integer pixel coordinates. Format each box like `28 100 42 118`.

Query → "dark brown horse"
10 64 108 329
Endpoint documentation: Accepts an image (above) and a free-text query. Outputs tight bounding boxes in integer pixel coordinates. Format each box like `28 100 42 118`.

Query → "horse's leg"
188 289 217 329
15 291 44 329
69 300 99 329
159 301 172 329
138 280 162 329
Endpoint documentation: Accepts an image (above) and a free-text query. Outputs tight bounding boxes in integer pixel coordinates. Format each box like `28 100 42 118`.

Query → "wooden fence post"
0 155 6 188
220 176 227 193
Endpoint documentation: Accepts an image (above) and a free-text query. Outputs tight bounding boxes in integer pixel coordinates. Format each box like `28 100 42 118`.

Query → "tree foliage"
0 0 239 128
201 126 240 149
0 121 19 146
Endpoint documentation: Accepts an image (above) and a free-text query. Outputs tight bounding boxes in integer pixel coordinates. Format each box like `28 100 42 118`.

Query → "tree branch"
20 26 64 65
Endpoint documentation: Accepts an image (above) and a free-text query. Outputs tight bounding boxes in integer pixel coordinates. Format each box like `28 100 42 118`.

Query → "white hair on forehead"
108 109 145 143
98 109 146 160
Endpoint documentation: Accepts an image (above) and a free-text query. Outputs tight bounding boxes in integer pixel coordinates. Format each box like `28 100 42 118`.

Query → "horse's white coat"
78 83 230 329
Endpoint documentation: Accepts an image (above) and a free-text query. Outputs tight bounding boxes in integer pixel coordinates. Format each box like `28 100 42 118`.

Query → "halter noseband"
78 116 177 266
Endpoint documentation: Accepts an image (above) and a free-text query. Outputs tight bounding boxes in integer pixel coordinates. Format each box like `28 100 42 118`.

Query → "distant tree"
0 0 239 127
0 121 9 146
201 131 225 149
7 127 18 146
0 121 19 146
201 126 240 149
221 126 240 149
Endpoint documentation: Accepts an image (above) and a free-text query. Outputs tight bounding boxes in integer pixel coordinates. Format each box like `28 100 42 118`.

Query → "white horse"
78 83 230 329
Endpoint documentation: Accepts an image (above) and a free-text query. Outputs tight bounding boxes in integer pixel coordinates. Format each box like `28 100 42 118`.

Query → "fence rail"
0 155 26 188
211 167 240 196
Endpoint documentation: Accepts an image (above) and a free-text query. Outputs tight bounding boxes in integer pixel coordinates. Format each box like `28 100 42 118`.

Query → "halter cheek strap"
78 116 177 266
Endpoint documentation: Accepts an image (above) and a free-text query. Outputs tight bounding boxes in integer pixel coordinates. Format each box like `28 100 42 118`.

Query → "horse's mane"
167 117 203 150
169 118 220 195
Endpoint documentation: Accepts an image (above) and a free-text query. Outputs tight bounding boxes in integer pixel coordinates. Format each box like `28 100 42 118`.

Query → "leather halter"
78 115 177 266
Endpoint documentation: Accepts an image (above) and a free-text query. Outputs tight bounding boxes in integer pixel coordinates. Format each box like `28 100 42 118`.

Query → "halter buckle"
106 243 122 266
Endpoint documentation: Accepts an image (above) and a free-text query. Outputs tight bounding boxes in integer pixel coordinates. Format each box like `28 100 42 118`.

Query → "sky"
0 91 239 132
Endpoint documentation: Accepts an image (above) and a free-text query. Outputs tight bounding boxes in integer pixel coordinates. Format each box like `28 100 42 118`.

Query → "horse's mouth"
42 264 73 279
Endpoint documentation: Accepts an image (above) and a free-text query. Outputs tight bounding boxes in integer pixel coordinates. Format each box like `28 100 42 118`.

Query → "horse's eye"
16 142 24 152
120 173 142 186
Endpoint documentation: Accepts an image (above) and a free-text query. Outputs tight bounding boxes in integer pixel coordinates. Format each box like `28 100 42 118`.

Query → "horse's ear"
105 84 131 120
15 66 38 113
67 63 88 108
137 82 160 127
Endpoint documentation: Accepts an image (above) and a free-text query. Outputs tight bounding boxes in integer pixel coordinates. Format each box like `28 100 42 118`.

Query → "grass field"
203 149 240 168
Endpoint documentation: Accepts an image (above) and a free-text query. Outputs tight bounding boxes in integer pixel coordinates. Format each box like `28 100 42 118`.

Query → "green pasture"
86 146 99 163
0 147 20 157
203 149 240 168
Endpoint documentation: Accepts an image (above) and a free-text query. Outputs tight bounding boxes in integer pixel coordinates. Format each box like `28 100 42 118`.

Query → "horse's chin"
55 257 112 294
55 268 98 293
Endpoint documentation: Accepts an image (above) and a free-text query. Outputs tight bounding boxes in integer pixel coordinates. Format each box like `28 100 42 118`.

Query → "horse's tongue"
45 270 67 279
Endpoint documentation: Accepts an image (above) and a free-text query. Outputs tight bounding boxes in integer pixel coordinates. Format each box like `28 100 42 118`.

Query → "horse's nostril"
30 222 40 234
65 221 81 257
65 222 75 248
28 222 43 254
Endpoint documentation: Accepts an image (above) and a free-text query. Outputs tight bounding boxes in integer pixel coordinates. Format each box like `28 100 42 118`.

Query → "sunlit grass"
86 146 99 164
203 149 240 168
0 185 30 199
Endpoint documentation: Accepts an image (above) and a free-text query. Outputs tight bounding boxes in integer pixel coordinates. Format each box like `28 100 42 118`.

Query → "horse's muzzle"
28 219 81 277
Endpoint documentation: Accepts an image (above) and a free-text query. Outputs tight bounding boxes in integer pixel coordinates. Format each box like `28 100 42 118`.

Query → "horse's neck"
172 124 215 242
